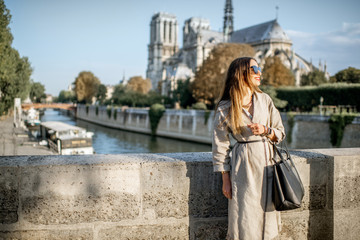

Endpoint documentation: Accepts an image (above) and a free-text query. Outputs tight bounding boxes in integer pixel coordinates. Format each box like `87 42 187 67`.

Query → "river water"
40 109 211 154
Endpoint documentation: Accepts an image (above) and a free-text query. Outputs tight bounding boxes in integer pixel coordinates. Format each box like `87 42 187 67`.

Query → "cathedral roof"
230 19 291 44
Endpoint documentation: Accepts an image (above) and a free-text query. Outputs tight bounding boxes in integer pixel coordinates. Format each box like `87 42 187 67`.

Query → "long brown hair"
216 57 262 134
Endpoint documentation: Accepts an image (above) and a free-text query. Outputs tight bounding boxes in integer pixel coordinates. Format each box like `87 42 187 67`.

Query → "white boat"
40 121 94 155
23 107 41 127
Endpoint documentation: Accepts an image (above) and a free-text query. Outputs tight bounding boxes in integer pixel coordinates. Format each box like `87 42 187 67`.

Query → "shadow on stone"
185 158 228 239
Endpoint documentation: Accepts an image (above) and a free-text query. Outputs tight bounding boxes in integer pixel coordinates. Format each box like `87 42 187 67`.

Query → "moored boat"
23 107 41 128
40 121 94 155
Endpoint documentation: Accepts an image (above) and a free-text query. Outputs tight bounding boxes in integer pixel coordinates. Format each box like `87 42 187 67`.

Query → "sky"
4 0 360 96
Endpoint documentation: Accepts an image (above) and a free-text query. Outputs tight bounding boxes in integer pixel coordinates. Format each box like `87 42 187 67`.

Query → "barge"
40 121 94 155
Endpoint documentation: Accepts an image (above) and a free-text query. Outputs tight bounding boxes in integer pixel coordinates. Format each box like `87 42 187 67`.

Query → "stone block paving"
0 116 54 156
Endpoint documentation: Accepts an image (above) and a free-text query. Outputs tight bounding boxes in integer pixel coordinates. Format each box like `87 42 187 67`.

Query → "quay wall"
76 105 360 149
0 149 360 239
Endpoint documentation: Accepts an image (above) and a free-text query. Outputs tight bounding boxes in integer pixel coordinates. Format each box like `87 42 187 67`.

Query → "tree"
126 76 152 94
74 71 100 104
0 0 32 115
300 70 327 86
29 82 46 103
333 67 360 83
191 43 255 108
262 56 295 87
96 84 107 104
172 78 196 109
57 90 75 103
111 84 126 105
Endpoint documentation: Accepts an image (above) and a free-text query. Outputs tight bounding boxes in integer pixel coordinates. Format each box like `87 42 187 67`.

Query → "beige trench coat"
212 92 285 240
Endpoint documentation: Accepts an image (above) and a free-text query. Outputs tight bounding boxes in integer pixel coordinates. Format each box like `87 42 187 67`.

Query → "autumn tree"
191 43 255 107
0 0 32 115
300 70 327 86
262 56 295 87
74 71 101 104
126 76 152 94
332 67 360 83
29 82 46 103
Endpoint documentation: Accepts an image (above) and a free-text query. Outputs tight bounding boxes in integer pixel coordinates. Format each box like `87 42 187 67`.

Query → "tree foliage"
0 0 32 115
74 71 100 104
172 78 196 109
300 70 327 86
276 83 360 112
191 43 255 107
96 84 107 104
262 56 295 87
29 82 46 103
111 83 164 107
126 76 152 94
333 67 360 83
149 103 165 135
57 90 76 103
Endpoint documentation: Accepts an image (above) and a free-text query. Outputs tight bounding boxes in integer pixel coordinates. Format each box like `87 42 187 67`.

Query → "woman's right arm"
212 108 232 199
212 108 231 172
222 172 232 199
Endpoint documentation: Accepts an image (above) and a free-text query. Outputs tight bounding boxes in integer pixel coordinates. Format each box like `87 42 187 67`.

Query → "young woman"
212 57 286 240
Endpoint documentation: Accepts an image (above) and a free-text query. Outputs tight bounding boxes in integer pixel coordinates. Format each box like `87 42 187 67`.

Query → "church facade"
146 0 328 96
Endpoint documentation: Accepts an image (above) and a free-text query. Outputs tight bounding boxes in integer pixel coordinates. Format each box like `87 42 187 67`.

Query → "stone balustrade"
0 148 359 239
76 105 360 148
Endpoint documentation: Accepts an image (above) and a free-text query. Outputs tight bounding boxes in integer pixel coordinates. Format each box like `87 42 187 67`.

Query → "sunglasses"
250 65 261 74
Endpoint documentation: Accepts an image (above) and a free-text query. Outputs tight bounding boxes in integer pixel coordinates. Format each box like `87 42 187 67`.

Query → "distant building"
45 94 53 103
106 85 114 100
67 83 75 92
146 0 329 96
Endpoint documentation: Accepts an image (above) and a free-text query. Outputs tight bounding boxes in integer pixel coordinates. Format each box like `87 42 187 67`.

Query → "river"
40 109 211 154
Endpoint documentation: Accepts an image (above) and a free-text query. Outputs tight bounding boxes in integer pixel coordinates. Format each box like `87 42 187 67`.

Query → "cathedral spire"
223 0 234 38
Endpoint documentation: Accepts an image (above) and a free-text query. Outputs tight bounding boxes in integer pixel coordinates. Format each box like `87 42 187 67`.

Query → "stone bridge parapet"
0 148 359 239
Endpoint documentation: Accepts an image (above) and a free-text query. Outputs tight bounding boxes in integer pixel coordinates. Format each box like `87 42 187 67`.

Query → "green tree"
29 82 46 103
0 0 32 115
111 84 126 105
191 43 255 108
126 76 152 94
96 84 107 104
172 78 196 108
57 90 75 103
300 70 328 86
262 56 295 87
74 71 100 104
333 67 360 83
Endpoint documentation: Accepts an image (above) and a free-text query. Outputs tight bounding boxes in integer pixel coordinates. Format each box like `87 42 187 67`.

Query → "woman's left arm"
268 99 286 144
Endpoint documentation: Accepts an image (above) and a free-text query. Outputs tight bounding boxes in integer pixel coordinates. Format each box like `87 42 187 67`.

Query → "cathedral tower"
223 0 234 39
146 13 178 90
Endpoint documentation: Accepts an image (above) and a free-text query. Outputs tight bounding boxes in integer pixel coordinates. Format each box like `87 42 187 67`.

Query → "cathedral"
146 0 328 96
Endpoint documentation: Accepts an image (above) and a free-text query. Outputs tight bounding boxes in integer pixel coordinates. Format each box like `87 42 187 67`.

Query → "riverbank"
77 105 360 148
0 116 54 156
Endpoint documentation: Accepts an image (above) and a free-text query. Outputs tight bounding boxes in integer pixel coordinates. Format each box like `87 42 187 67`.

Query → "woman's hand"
222 172 232 199
247 123 265 135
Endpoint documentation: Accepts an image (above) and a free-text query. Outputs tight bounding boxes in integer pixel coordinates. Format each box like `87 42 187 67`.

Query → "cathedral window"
163 21 167 42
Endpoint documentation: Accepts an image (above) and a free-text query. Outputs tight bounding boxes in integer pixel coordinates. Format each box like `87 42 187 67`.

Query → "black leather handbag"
272 144 304 211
